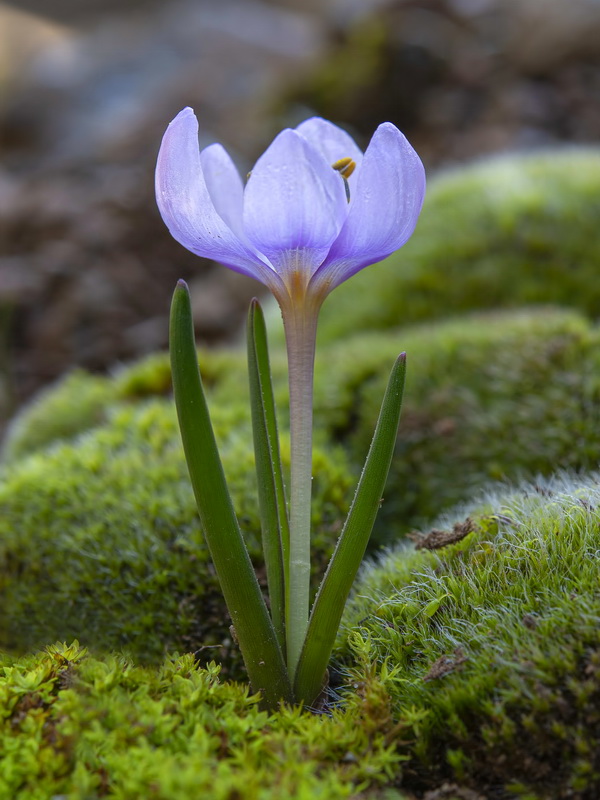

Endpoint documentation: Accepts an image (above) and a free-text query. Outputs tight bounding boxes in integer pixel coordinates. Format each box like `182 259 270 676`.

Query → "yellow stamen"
331 157 356 179
332 157 356 203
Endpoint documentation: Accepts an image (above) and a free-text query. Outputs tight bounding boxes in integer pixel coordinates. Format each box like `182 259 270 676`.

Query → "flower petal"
243 128 348 277
295 117 363 196
310 122 425 294
156 108 281 291
200 143 245 240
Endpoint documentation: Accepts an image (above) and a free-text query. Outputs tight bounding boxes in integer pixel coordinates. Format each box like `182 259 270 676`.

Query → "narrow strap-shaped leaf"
170 280 292 707
247 299 289 653
294 353 407 705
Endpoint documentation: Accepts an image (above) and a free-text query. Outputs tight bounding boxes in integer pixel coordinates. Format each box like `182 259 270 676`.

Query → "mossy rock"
0 642 408 800
3 473 600 798
0 371 117 463
262 148 600 346
336 471 600 798
3 308 600 664
0 397 352 667
313 307 600 542
7 308 600 543
1 349 239 464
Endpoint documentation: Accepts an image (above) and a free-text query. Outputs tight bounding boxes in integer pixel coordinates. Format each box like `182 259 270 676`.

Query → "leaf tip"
248 298 266 331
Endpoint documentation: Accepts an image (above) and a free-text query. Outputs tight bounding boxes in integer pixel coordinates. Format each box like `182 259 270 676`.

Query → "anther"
332 157 356 179
332 157 356 203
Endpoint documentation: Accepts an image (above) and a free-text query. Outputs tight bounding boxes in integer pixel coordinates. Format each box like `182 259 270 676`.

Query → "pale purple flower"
159 109 425 677
156 108 425 311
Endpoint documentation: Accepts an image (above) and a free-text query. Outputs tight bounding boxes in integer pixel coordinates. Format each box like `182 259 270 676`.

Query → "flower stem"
281 302 319 677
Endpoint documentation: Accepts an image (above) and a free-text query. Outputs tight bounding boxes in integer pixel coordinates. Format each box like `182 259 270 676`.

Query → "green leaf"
170 281 292 708
247 300 289 653
294 353 407 706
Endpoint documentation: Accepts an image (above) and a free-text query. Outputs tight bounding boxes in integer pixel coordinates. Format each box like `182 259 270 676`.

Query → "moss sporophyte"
156 109 425 709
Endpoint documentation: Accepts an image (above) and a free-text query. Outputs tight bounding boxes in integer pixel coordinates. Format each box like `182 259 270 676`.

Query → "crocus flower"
156 108 425 315
157 108 425 675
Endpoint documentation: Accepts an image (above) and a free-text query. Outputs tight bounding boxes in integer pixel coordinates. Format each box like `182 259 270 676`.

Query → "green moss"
1 371 115 463
1 349 252 464
0 398 352 666
337 472 600 798
4 306 600 671
3 474 600 798
4 307 600 566
0 642 407 799
304 149 600 345
3 346 266 461
112 350 173 399
312 308 600 543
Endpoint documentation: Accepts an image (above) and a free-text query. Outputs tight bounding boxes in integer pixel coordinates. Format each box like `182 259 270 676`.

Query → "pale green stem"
281 302 319 677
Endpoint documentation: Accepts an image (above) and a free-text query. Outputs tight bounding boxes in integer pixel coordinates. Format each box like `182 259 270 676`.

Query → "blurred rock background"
1 0 599 432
